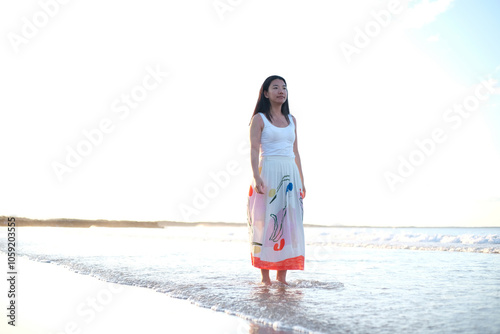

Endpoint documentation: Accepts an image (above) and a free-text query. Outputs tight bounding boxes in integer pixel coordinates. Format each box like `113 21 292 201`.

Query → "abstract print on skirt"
247 156 305 270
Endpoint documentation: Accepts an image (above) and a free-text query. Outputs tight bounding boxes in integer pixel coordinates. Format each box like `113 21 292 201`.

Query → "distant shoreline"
0 216 244 228
0 216 336 228
0 216 497 228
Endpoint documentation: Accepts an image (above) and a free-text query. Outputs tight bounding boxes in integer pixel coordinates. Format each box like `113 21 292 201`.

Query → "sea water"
1 225 499 333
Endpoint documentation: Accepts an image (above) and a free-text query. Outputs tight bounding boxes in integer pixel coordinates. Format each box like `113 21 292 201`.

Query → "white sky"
1 0 499 226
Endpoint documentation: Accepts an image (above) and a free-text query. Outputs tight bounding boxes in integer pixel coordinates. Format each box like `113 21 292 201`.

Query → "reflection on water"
242 281 344 333
251 283 304 308
245 284 303 334
246 322 296 334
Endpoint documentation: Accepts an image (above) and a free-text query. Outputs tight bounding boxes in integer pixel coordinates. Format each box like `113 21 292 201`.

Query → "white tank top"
259 113 296 158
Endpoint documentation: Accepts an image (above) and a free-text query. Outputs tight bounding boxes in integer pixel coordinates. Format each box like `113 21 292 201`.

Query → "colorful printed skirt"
247 156 305 270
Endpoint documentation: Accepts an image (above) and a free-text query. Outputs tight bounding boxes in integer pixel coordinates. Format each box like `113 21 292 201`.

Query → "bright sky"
1 0 499 227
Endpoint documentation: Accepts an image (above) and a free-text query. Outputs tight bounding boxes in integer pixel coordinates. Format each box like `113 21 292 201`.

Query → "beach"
0 256 264 334
1 225 499 334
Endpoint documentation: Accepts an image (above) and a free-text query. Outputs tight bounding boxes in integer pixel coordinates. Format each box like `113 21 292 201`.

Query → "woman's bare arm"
292 115 306 198
250 114 265 194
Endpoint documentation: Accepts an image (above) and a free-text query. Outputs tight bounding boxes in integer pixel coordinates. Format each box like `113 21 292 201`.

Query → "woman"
247 75 306 286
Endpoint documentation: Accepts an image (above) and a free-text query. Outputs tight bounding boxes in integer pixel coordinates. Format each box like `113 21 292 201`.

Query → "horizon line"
1 216 498 229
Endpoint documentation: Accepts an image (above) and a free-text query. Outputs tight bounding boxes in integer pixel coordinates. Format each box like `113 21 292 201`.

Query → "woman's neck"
270 105 283 118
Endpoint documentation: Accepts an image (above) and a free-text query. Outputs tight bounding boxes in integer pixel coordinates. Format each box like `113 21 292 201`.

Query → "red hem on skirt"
251 254 304 270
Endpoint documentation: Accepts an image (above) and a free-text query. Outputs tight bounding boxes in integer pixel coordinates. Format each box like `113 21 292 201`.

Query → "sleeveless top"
258 113 296 158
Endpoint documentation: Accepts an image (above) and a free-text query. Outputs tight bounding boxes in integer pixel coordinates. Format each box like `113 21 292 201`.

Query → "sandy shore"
0 216 247 228
1 257 255 334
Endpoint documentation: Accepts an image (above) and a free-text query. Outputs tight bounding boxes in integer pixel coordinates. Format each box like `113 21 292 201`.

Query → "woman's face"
264 79 287 105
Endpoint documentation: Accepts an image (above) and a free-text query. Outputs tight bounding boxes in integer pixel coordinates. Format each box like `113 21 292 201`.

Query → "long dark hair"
251 75 290 124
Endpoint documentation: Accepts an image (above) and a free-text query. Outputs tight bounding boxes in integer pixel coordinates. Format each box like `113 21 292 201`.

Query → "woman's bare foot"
276 270 288 285
261 269 272 285
261 279 272 286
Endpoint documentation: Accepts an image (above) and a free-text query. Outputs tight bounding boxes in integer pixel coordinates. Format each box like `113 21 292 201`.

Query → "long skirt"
247 156 305 270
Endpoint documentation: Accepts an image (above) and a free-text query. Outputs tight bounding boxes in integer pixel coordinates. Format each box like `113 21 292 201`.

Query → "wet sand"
0 257 255 334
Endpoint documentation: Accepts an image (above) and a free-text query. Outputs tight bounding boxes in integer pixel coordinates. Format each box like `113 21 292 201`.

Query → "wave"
305 228 500 254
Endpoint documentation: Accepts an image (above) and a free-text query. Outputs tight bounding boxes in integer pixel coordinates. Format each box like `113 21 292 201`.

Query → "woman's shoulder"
252 113 264 121
251 113 265 127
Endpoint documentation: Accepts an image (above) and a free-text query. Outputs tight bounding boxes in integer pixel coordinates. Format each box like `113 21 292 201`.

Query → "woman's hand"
302 185 306 199
254 176 265 194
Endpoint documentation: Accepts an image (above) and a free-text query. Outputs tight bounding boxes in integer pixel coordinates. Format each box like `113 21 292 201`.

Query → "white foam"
304 227 500 253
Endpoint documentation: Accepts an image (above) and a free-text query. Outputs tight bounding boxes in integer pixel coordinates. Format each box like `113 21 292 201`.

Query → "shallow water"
1 226 499 333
